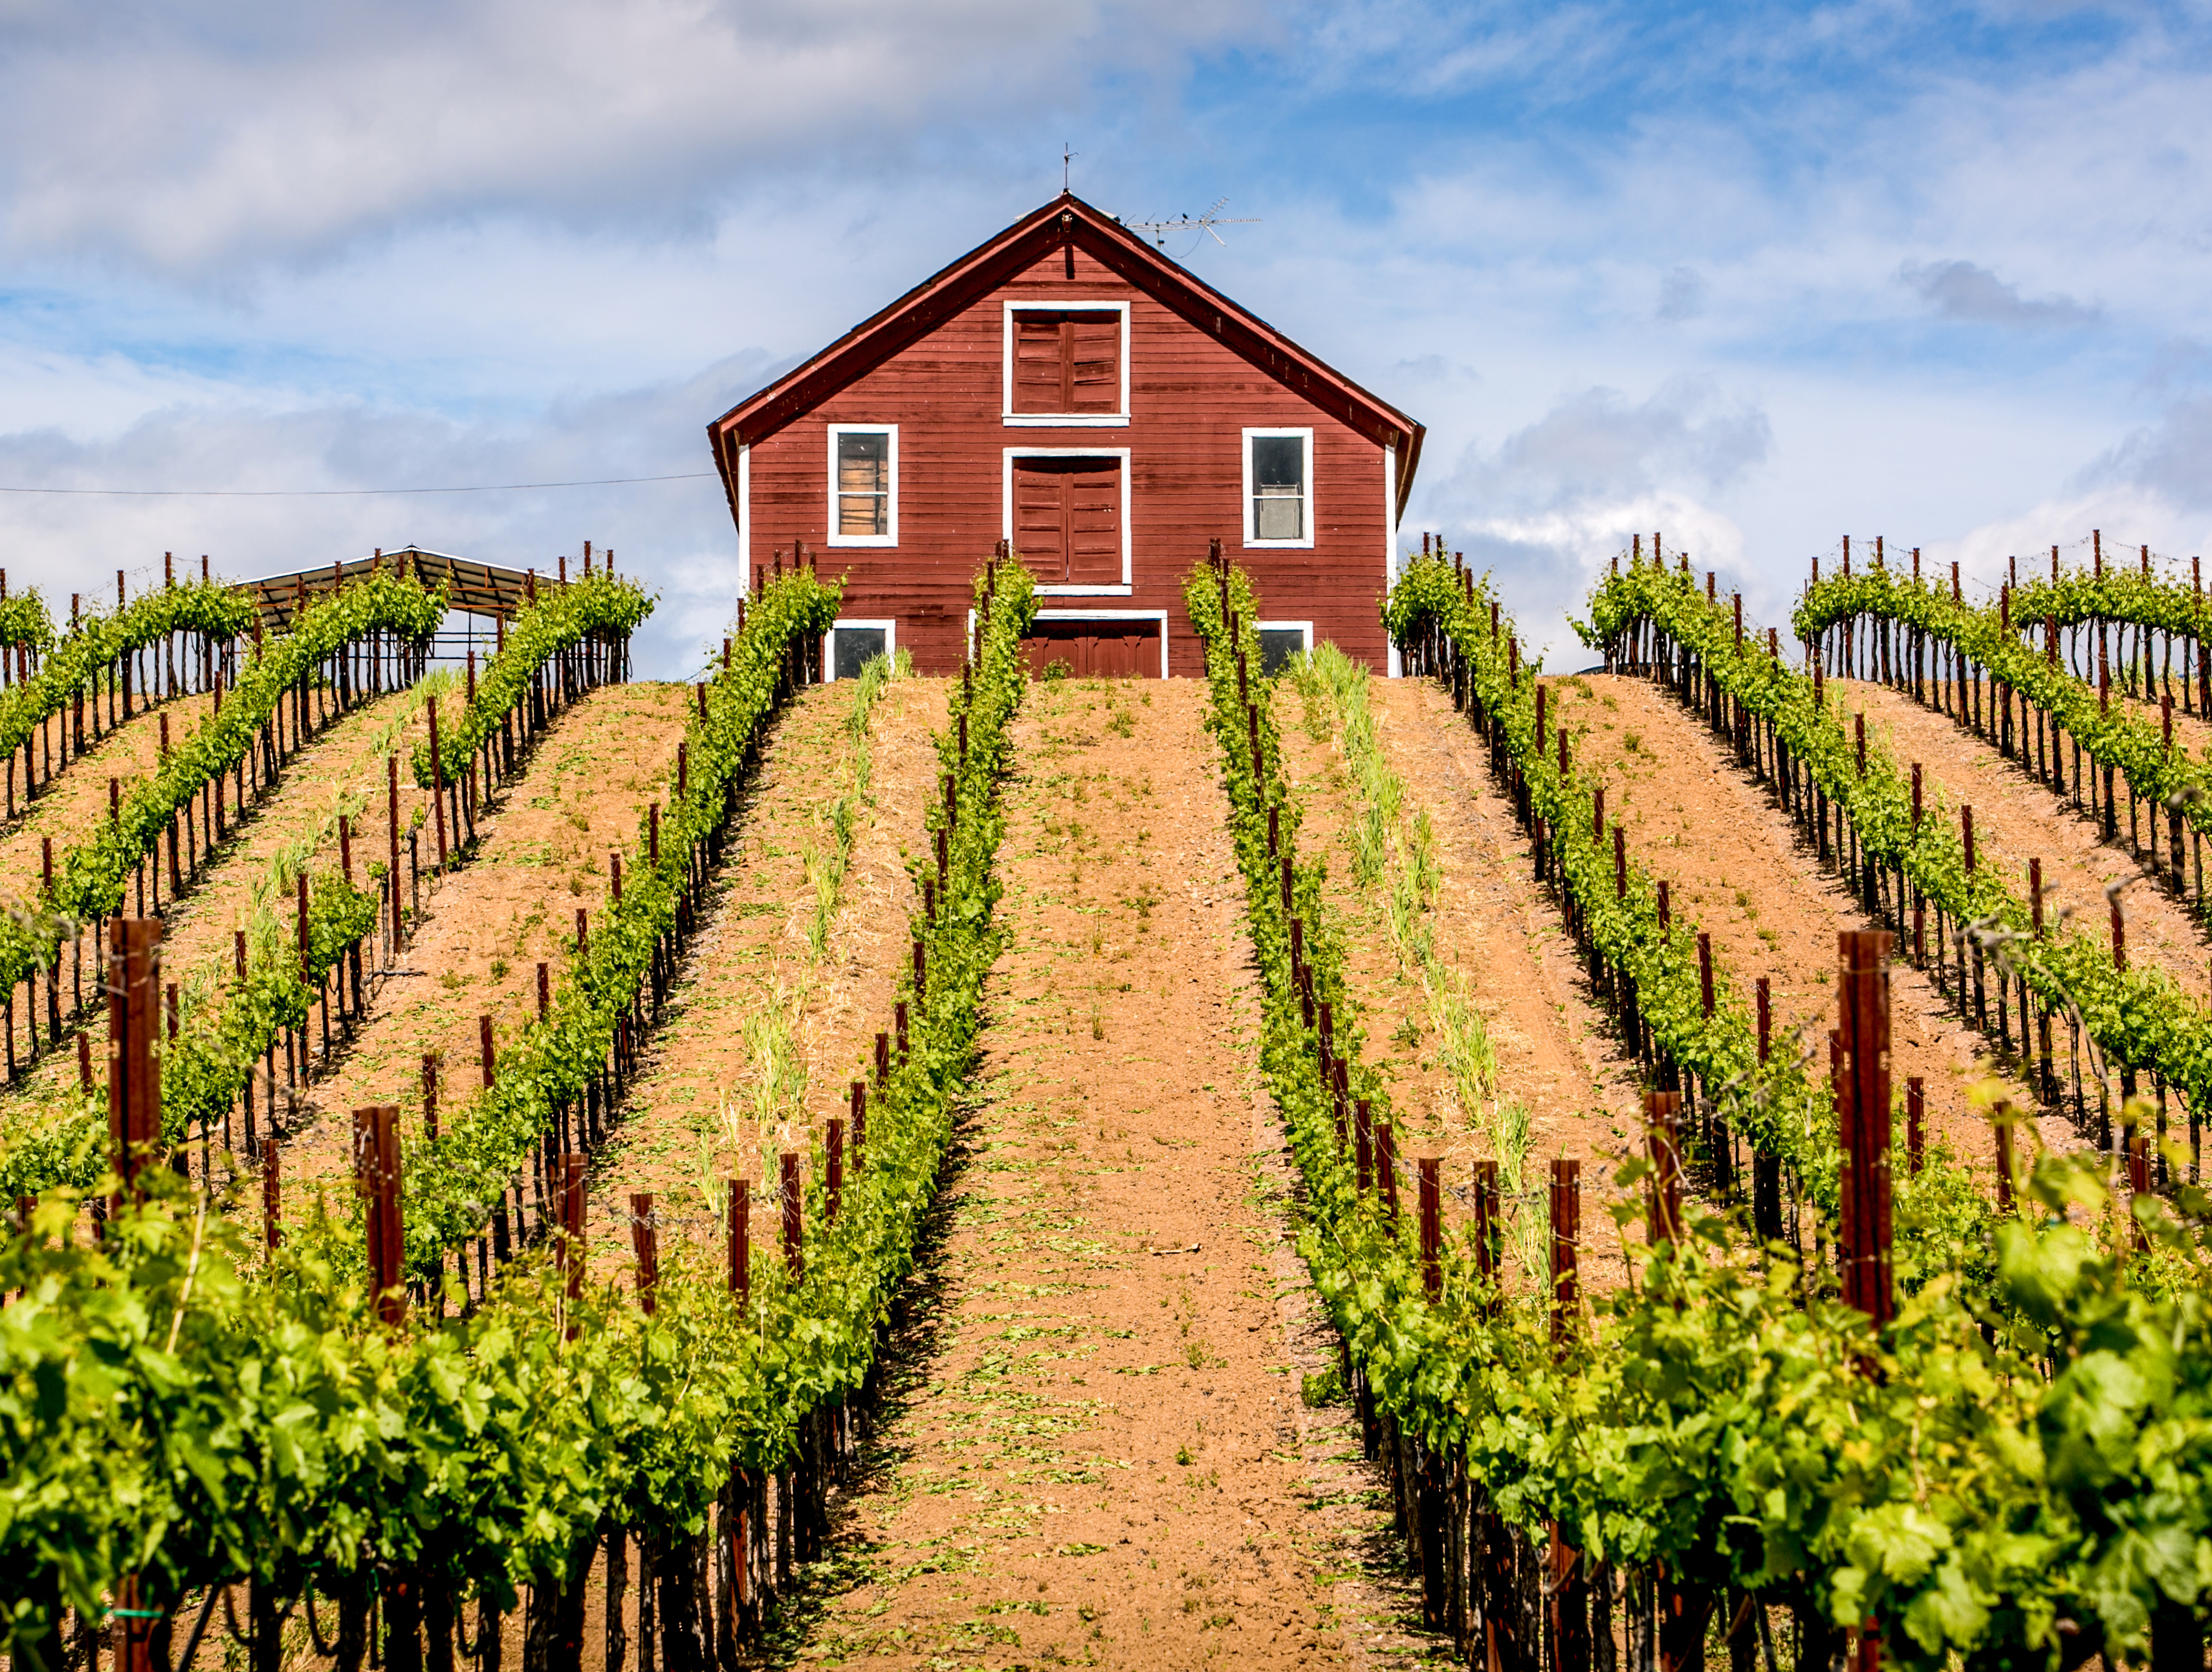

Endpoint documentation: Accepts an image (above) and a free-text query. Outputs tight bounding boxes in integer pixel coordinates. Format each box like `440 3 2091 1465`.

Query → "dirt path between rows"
278 680 691 1204
1 686 442 1117
582 675 948 1266
1270 669 1636 1283
790 677 1445 1670
1543 672 2037 1173
0 691 217 910
1837 677 2212 1006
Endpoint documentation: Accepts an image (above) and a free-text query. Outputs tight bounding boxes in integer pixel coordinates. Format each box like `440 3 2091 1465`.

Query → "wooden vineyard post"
1995 1103 2017 1213
1753 977 1782 1241
355 1104 404 1327
1471 1159 1500 1306
1835 928 1894 1672
479 1015 495 1087
388 755 402 950
1548 1157 1590 1672
1836 931 1895 1334
263 1136 281 1252
1375 1118 1399 1221
1906 1076 1924 1176
729 1176 750 1300
2127 1125 2152 1253
850 1080 866 1173
560 1153 586 1338
1549 1158 1580 1346
1645 1091 1682 1246
109 919 162 1197
422 1053 439 1139
826 1118 844 1223
781 1151 803 1283
630 1192 659 1313
427 695 448 872
1418 1156 1441 1298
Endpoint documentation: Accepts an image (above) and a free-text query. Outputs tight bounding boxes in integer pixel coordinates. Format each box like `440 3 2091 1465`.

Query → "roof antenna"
1064 143 1077 193
1126 198 1260 254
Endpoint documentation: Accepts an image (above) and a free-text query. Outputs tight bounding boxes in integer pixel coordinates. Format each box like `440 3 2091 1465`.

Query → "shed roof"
706 191 1425 519
238 547 544 635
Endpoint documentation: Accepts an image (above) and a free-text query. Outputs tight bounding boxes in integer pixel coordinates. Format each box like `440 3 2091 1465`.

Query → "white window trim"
826 423 898 548
969 606 1169 680
1254 620 1314 662
1002 300 1131 427
736 440 752 598
823 618 897 680
1002 446 1133 596
1243 426 1316 549
1384 442 1402 677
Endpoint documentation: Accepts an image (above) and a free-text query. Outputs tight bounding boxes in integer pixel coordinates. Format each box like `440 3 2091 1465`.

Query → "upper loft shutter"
1014 315 1064 413
1011 310 1122 414
1066 314 1119 413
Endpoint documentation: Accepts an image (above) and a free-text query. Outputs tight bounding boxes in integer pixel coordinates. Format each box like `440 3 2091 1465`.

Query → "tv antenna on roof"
1126 198 1259 252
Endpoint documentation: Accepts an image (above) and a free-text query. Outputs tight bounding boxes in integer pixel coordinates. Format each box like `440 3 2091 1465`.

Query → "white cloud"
0 0 1251 273
0 351 785 676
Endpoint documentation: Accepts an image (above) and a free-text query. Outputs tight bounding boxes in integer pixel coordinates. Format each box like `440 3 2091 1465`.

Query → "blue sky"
0 0 2207 671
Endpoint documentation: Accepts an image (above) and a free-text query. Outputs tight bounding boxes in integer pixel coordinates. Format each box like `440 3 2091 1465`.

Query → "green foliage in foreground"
0 559 1038 1659
1193 556 2212 1670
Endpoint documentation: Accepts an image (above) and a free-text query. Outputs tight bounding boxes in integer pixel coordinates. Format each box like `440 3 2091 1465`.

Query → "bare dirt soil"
582 675 948 1272
1271 669 1639 1282
0 691 218 908
786 675 1449 1670
1542 671 2039 1175
1837 677 2212 1004
0 685 445 1116
276 680 692 1204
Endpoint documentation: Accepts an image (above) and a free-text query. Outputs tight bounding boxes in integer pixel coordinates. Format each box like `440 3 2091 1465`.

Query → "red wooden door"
1020 618 1159 679
1012 457 1122 586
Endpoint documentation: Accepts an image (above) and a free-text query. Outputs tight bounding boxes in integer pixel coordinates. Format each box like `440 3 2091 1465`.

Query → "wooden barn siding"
745 247 1393 675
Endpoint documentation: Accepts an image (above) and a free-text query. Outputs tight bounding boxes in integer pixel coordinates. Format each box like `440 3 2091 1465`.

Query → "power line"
0 472 717 499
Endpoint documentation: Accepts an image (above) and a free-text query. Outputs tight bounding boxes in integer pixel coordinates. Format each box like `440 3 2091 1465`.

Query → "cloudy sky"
1 0 2207 671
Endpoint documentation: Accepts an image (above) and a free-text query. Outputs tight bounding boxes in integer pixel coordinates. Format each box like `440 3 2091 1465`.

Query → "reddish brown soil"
1542 673 2038 1177
0 691 218 909
278 680 692 1204
793 676 1445 1669
1272 670 1637 1282
0 686 443 1119
580 675 948 1271
1838 677 2212 1003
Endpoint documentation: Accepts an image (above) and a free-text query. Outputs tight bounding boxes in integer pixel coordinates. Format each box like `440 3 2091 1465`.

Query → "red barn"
706 192 1423 679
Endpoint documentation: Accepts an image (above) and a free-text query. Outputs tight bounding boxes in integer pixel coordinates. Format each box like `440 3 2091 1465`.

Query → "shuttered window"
1010 310 1122 415
827 426 897 545
1012 456 1124 587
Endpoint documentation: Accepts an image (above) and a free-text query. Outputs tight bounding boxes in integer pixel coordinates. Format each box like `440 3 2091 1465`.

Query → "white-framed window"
825 618 897 680
1242 427 1314 548
827 424 897 546
1002 447 1133 594
1002 300 1130 426
1254 620 1313 677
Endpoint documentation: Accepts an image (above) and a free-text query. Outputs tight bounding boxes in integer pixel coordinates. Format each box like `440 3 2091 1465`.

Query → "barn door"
1012 457 1122 587
1012 310 1121 414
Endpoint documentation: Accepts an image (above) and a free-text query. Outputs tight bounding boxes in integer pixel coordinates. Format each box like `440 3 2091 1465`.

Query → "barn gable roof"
706 191 1425 519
